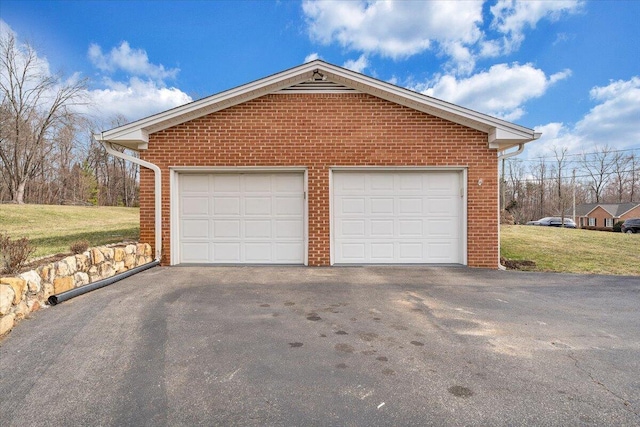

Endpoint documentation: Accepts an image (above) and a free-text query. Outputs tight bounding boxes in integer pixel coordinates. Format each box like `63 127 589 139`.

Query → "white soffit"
97 60 538 150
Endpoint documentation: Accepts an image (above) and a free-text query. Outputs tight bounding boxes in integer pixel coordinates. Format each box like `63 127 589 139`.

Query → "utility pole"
572 169 576 226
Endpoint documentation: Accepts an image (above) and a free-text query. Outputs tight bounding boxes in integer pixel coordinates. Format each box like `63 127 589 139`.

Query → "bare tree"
530 158 548 219
608 152 632 203
581 145 614 203
0 32 87 203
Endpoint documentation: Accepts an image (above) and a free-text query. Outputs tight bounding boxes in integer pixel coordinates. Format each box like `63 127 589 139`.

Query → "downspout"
496 132 541 270
96 134 162 262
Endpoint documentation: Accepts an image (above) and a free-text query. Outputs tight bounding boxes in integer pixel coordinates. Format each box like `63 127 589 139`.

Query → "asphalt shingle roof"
573 202 640 217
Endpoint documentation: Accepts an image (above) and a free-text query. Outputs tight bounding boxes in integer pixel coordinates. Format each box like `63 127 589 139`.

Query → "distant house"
574 202 640 230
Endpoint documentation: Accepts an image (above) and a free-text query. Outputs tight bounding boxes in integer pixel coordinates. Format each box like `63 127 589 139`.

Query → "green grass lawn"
1 205 638 275
501 225 640 276
0 204 139 259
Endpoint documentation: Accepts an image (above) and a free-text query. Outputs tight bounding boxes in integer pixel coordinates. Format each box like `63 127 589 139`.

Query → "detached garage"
95 60 538 268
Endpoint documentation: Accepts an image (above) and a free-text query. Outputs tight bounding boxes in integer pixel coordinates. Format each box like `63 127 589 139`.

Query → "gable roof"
95 60 540 151
575 202 640 217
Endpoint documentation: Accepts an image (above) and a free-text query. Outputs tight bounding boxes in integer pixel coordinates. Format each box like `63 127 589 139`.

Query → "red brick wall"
586 206 616 229
139 93 499 267
620 205 640 220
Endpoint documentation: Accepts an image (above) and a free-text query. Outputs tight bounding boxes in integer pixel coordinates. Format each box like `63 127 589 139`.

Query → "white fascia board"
98 60 539 150
99 63 321 148
320 63 538 142
488 128 539 149
94 129 149 151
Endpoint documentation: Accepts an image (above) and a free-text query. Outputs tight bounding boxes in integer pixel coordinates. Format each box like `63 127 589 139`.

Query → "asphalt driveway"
1 266 639 426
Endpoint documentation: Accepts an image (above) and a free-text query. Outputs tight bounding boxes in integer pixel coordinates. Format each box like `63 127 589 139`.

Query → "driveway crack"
567 351 639 417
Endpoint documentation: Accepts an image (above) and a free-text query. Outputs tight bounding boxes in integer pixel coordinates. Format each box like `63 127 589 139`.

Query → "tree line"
0 32 139 206
502 146 640 224
2 33 638 211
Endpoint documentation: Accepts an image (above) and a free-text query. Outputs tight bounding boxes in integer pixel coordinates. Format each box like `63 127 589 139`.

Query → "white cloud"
343 54 369 73
84 41 191 124
304 52 321 62
302 1 582 74
303 0 482 62
417 63 571 121
490 0 583 54
87 77 192 123
533 77 640 156
575 77 640 146
88 41 179 81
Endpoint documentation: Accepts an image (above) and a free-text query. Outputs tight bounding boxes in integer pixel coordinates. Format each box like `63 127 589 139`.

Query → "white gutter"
95 134 162 262
497 143 525 161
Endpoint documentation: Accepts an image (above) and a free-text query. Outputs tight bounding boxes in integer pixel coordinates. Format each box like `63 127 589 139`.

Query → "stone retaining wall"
0 243 153 336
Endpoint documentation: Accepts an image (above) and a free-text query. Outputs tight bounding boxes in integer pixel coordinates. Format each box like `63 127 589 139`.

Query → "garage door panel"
212 175 240 192
245 220 271 238
399 174 424 191
275 196 304 215
245 243 272 262
398 198 422 214
213 220 240 238
213 197 240 215
244 174 272 192
370 174 394 190
426 197 458 215
370 220 393 237
338 174 365 191
182 220 209 238
179 172 304 264
339 219 366 236
370 198 394 214
399 242 423 260
371 243 394 260
181 174 209 192
275 174 304 192
181 242 210 262
339 243 366 260
275 220 304 238
427 241 458 262
182 197 209 215
427 176 458 196
338 197 365 215
398 219 423 237
427 219 459 237
276 243 304 262
245 197 272 215
333 171 463 264
212 242 242 262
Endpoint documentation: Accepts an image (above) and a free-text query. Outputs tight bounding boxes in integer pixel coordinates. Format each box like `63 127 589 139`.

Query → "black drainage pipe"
48 260 160 306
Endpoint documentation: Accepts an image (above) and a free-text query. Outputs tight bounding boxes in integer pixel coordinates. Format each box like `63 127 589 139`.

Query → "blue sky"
2 0 639 159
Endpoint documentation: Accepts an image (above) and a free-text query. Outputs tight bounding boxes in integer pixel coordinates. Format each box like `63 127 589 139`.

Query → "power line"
507 147 640 163
505 169 638 183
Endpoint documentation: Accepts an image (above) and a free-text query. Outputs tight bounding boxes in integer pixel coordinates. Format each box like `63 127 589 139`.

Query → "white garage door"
179 172 305 264
332 170 463 264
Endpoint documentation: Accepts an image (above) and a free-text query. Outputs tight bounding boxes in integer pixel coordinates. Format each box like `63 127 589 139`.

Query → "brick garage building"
96 61 539 268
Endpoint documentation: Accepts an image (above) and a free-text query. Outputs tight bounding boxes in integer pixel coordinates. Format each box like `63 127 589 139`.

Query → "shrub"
70 239 90 254
0 233 36 275
613 221 624 233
